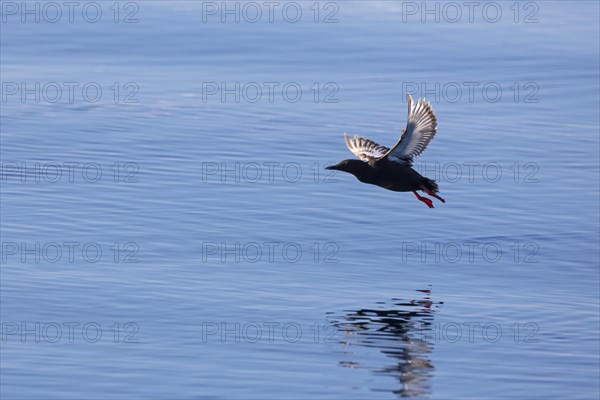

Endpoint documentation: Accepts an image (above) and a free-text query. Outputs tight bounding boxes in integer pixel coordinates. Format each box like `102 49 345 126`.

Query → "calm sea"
1 1 599 399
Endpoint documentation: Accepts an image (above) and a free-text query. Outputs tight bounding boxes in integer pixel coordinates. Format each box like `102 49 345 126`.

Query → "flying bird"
326 94 445 208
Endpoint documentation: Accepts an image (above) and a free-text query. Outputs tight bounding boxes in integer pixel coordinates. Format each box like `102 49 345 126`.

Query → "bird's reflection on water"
328 288 442 397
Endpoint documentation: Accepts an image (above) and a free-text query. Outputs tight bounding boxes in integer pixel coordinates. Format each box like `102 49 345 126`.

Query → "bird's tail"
422 177 439 193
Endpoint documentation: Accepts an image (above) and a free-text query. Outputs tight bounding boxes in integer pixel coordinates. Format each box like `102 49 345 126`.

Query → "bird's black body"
326 159 438 194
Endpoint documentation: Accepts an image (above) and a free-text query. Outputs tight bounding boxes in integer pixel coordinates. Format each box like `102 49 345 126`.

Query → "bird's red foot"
413 191 434 208
420 186 446 203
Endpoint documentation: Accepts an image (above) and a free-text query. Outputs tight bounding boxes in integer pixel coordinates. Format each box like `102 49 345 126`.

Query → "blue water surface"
1 1 599 399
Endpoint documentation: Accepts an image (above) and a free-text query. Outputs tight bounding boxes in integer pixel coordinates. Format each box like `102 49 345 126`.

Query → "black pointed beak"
325 165 337 170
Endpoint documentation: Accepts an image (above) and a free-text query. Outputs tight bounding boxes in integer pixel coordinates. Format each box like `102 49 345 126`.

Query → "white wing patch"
385 94 437 164
344 133 390 162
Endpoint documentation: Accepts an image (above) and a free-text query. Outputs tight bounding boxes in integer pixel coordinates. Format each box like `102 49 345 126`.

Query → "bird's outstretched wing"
383 94 437 165
344 133 390 162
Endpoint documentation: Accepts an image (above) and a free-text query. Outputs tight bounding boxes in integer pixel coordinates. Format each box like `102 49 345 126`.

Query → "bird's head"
325 159 366 175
